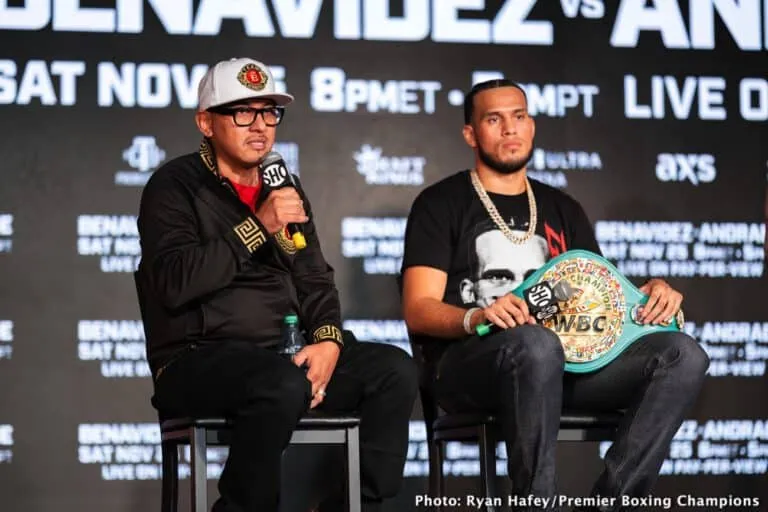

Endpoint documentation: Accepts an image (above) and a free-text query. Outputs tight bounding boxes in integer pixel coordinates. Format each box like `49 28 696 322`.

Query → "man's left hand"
293 341 341 408
638 278 683 325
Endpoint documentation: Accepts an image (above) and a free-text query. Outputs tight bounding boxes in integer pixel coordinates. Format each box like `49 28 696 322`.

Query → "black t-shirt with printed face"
401 170 602 363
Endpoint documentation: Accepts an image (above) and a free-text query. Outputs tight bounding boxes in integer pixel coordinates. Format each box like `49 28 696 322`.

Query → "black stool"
160 415 361 512
410 340 623 512
428 409 622 512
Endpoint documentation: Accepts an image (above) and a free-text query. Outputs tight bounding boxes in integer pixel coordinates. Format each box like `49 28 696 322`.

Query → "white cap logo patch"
237 63 268 92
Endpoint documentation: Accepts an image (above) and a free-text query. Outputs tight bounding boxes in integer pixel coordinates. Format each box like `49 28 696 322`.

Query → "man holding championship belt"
400 79 709 511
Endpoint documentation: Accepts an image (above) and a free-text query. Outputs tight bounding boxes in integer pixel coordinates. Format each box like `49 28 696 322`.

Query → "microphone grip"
475 319 535 337
476 304 557 335
288 226 306 250
476 322 502 337
475 293 559 336
259 152 307 251
285 173 307 250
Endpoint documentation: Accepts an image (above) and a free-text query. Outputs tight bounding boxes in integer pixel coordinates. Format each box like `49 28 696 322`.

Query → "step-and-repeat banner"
0 1 766 511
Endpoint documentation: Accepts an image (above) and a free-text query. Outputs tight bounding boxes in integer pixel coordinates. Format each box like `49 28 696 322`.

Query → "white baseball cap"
197 57 294 111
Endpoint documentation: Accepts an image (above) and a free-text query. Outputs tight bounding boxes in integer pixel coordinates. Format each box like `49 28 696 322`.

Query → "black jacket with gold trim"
136 148 343 375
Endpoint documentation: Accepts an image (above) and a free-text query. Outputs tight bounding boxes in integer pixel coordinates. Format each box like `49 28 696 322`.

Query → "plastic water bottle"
280 314 305 358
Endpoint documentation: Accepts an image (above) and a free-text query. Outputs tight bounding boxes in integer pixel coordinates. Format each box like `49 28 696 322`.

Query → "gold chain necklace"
469 169 537 245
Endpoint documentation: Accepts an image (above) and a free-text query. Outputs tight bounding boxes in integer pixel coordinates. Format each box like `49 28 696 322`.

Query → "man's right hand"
254 188 308 235
482 294 536 329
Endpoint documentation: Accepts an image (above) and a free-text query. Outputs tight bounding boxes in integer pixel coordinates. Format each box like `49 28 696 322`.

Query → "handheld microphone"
475 279 576 336
258 151 307 250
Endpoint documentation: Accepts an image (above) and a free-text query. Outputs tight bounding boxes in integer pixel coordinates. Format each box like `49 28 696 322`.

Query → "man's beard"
478 145 533 175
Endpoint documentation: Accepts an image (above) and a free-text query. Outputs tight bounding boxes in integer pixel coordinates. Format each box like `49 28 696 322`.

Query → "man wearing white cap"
136 57 417 512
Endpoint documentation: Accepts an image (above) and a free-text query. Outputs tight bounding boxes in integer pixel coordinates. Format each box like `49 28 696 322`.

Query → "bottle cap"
284 314 298 325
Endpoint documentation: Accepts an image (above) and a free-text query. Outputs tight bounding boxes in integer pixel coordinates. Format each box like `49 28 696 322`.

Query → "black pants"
152 335 417 512
435 325 710 512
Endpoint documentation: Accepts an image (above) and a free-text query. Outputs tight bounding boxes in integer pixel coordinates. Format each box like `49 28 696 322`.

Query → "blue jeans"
435 325 709 511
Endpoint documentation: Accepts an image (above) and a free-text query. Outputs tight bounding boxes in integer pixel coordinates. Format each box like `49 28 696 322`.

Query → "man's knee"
390 346 419 399
497 325 565 372
665 333 710 384
369 343 418 399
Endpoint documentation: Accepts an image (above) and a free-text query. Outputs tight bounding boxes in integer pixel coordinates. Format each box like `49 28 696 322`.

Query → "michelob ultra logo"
540 258 625 363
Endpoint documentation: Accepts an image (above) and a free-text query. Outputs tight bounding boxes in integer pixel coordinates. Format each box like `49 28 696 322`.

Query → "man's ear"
462 124 476 148
195 111 213 138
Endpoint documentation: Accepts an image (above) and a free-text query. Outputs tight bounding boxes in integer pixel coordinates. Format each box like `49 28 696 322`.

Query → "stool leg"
429 440 444 512
190 427 208 512
478 425 498 512
346 426 361 512
161 441 179 512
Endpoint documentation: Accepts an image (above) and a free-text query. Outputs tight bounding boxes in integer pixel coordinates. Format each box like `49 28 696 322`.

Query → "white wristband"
463 307 481 335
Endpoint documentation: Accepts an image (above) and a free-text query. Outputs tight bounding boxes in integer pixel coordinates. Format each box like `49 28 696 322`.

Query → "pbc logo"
262 162 289 188
656 153 716 185
122 136 166 173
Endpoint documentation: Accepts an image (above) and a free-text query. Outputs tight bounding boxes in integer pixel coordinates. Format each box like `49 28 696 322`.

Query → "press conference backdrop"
0 1 767 511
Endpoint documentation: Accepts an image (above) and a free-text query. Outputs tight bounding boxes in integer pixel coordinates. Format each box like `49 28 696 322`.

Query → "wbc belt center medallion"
540 257 626 363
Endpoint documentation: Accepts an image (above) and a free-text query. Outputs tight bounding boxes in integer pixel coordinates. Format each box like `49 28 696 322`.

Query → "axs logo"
655 153 715 185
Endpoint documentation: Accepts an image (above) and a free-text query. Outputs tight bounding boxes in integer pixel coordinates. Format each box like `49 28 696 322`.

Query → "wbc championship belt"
476 249 684 373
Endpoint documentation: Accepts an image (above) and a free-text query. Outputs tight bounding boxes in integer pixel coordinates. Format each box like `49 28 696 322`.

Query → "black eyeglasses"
208 105 285 127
